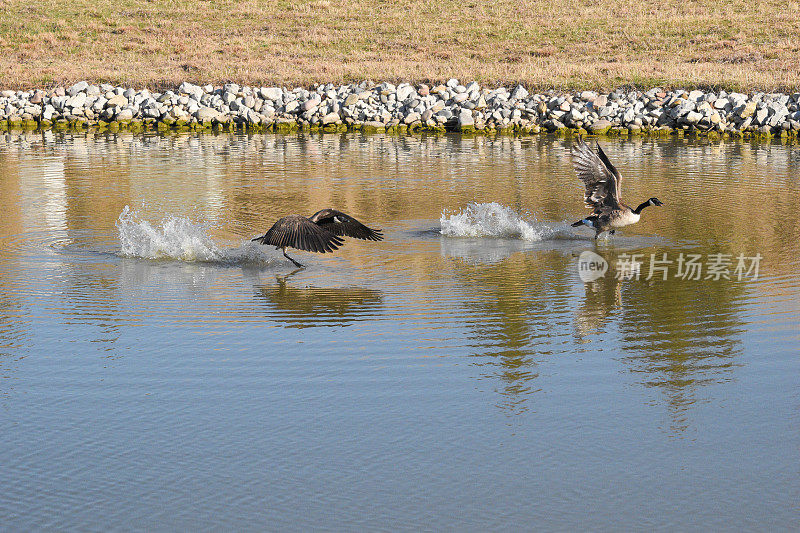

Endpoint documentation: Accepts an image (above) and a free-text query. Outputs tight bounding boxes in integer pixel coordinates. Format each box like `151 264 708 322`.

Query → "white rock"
510 85 528 100
623 108 636 123
696 101 713 115
684 111 703 124
177 82 202 100
196 107 220 121
260 87 282 101
457 109 474 126
105 94 128 108
301 97 320 111
738 101 757 118
66 93 87 108
116 108 134 121
688 90 704 101
321 112 340 124
344 93 359 107
223 83 240 94
403 112 421 124
396 84 415 102
713 98 730 110
67 81 89 96
92 97 107 111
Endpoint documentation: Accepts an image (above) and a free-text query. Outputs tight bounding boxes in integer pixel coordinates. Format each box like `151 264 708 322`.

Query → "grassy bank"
1 0 798 92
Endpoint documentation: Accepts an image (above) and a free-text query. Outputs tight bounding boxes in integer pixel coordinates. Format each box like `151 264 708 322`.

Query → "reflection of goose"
251 209 383 267
571 137 663 239
255 276 383 328
575 271 622 337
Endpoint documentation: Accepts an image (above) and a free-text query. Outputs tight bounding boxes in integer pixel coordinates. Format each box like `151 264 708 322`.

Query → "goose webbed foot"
594 230 614 240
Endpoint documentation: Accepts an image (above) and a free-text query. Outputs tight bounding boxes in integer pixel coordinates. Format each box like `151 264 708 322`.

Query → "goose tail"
572 218 595 228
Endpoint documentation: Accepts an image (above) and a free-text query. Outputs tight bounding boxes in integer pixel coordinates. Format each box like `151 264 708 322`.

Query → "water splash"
440 202 569 241
115 205 274 264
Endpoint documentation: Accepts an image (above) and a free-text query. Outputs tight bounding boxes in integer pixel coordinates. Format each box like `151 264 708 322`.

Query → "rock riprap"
1 80 799 138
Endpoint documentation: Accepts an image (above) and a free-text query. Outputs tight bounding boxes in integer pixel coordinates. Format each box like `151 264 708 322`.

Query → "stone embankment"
2 80 799 139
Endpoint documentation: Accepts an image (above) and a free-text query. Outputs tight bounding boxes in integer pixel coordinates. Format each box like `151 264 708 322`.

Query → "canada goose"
570 136 663 239
252 208 383 267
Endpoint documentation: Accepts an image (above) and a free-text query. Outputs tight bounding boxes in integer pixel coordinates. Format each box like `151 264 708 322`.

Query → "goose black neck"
633 201 651 214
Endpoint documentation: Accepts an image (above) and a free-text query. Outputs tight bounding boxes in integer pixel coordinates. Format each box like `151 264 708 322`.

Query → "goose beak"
652 198 664 206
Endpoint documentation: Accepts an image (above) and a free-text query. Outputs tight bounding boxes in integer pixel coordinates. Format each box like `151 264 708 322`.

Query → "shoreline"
2 81 799 141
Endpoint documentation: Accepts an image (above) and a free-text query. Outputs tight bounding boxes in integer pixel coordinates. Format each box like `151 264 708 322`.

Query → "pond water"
0 131 798 530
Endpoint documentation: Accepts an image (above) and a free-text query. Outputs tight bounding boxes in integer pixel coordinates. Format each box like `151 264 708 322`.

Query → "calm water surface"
0 131 798 531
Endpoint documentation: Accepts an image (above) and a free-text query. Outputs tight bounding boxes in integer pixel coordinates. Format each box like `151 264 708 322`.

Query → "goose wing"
308 209 384 241
572 136 621 210
251 214 344 253
595 142 622 200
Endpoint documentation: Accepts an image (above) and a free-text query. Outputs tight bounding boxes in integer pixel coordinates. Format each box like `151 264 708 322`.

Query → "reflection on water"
618 273 746 434
455 252 572 415
0 131 795 416
255 272 384 329
572 248 747 433
575 275 622 338
0 131 796 414
0 131 798 530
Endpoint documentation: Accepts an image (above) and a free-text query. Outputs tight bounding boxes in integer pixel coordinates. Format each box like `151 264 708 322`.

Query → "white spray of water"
115 205 274 264
440 202 570 241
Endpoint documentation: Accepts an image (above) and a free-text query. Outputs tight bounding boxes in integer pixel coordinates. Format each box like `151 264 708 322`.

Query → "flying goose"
571 136 663 239
252 208 383 267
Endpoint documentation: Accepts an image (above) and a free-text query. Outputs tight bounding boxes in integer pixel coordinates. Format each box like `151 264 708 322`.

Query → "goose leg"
282 248 304 268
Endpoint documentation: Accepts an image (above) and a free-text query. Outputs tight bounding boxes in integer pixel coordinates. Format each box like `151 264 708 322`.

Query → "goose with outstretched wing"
571 136 663 239
252 209 383 267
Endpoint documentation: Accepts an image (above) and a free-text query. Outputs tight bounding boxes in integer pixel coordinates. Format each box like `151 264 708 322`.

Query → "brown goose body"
252 208 383 267
570 136 663 238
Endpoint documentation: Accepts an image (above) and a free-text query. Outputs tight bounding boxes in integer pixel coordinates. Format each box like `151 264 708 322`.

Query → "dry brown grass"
1 0 798 92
